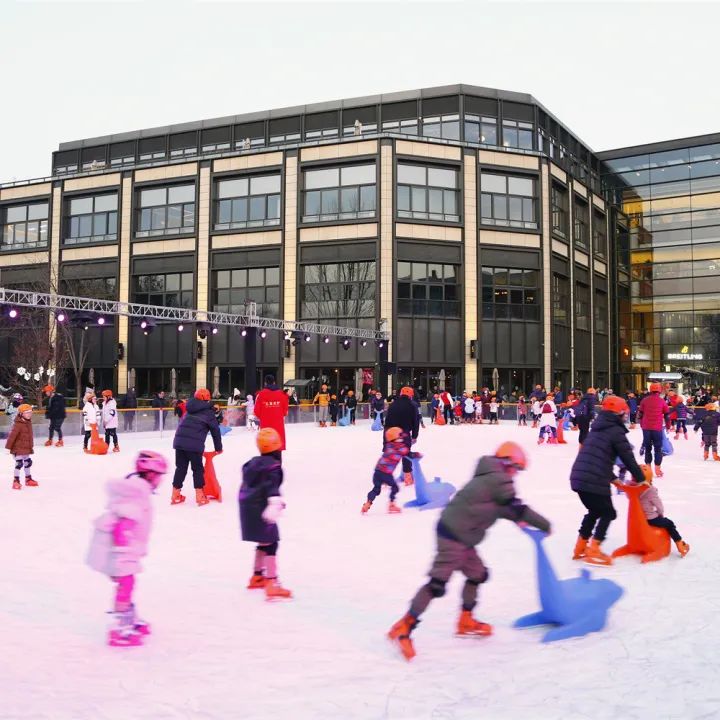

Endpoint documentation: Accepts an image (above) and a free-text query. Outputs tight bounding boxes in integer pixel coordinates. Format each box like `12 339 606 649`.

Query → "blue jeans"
642 429 664 466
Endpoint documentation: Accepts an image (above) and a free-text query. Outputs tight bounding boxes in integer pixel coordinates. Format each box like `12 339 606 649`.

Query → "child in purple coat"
86 451 168 646
673 398 689 440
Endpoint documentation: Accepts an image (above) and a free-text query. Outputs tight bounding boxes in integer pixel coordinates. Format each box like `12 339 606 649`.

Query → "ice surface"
2 420 719 720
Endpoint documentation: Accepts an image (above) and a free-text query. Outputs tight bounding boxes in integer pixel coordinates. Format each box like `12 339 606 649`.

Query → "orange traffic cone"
202 451 223 502
89 425 109 455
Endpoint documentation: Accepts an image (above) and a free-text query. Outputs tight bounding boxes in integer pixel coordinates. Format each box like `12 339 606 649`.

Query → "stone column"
281 151 298 384
117 174 133 393
195 164 211 389
463 149 478 391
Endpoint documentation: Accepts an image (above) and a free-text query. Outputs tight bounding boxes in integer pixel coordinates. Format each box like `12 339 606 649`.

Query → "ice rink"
2 418 719 720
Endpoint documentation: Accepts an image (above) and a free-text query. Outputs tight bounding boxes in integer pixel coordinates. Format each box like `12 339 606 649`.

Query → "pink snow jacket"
638 393 669 431
86 473 154 577
639 484 664 521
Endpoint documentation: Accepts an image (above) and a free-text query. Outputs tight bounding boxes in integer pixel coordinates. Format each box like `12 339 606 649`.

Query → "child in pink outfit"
87 450 168 646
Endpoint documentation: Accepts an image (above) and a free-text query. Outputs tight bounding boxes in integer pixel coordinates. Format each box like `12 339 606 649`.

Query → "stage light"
211 326 218 335
360 340 367 347
8 308 18 319
322 336 330 344
377 339 385 349
178 324 184 332
259 329 267 339
304 334 311 342
56 312 66 323
97 317 106 326
240 327 247 337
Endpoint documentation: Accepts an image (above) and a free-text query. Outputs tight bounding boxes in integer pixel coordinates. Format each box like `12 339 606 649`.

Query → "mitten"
262 496 285 524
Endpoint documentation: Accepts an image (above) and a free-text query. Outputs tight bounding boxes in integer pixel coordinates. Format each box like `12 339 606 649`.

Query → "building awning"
283 379 312 388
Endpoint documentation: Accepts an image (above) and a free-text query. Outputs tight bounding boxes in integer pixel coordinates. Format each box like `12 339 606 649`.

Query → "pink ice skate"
130 604 151 635
108 612 143 647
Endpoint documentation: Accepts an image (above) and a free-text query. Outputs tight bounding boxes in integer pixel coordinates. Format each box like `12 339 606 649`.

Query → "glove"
262 496 285 524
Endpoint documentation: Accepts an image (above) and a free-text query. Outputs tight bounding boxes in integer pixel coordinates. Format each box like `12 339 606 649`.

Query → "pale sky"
2 0 719 183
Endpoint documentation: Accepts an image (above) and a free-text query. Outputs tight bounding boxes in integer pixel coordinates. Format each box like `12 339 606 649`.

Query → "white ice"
2 419 719 720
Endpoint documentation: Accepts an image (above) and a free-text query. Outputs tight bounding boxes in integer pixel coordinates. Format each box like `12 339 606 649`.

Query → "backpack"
542 402 552 414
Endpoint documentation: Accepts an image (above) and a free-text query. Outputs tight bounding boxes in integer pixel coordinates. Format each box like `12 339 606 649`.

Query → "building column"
463 149 478 391
379 140 394 391
49 183 62 367
568 182 576 388
541 163 552 390
195 164 211 390
117 174 133 394
281 151 298 385
588 201 595 385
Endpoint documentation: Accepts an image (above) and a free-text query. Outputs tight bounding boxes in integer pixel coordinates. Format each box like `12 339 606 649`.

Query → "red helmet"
43 385 55 394
257 428 282 454
101 389 113 398
649 383 662 393
194 388 211 401
602 396 629 414
495 442 528 470
399 386 414 398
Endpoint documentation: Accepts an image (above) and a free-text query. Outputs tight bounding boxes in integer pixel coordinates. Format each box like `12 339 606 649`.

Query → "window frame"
212 171 283 233
300 261 377 321
212 265 281 318
63 192 119 246
592 209 607 259
550 181 569 240
551 273 570 326
396 261 461 318
134 182 197 239
481 265 540 322
573 195 590 252
575 282 591 331
0 200 50 252
131 270 195 309
479 170 539 231
396 160 462 225
299 162 378 225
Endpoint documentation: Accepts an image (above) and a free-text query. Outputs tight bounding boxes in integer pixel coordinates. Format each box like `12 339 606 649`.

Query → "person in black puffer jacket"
171 389 222 506
570 395 648 566
384 387 420 485
694 403 719 460
574 388 598 445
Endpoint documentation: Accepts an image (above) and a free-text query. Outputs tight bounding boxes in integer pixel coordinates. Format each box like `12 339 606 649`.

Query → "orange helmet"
384 426 404 443
17 404 32 414
649 383 662 393
602 396 629 414
495 441 528 470
399 386 414 398
43 385 55 394
194 388 211 401
347 390 354 396
101 389 113 398
706 403 718 412
586 387 596 394
256 427 282 454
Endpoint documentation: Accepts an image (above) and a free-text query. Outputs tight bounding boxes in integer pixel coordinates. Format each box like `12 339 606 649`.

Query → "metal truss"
0 287 388 341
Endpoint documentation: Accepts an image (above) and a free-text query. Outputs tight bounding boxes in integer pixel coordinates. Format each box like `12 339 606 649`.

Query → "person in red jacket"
254 374 289 454
637 382 670 477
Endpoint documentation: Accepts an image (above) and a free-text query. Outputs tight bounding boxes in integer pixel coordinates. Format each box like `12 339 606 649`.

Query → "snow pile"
1 421 718 720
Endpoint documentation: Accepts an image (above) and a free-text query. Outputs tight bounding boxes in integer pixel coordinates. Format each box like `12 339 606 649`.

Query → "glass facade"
604 142 720 392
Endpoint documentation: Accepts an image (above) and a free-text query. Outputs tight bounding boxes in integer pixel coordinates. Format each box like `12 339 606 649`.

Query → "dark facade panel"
464 96 498 117
480 321 540 366
594 335 609 372
212 248 281 269
299 241 376 263
575 329 592 368
396 241 461 263
502 101 534 122
480 247 539 269
575 266 589 284
552 255 569 275
553 324 571 369
305 111 339 131
422 96 459 116
132 255 195 274
61 260 118 280
209 327 281 366
382 100 418 121
129 324 194 366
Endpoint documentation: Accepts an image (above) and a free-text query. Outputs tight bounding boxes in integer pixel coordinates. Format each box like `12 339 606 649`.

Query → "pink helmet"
136 450 168 477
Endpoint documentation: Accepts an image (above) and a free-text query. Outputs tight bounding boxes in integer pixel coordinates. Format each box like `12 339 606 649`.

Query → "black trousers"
123 411 135 430
48 418 64 440
173 449 205 489
648 516 682 542
443 406 454 424
642 429 664 466
577 415 591 444
104 428 119 447
674 419 687 434
83 430 91 449
577 491 617 542
367 469 399 502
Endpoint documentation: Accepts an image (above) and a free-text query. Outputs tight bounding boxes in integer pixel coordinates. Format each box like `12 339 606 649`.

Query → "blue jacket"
575 392 597 418
627 396 638 413
173 398 222 453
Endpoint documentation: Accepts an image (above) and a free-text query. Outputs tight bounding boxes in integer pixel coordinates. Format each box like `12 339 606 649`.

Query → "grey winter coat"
438 456 550 548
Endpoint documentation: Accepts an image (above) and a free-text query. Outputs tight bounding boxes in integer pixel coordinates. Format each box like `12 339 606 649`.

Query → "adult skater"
171 389 222 506
574 387 598 446
122 387 137 431
384 387 420 485
388 442 550 660
254 374 289 453
43 384 66 447
637 382 670 477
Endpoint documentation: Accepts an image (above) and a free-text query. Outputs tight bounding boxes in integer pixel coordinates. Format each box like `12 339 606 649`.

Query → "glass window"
132 272 194 308
482 265 539 321
1 202 49 251
480 173 537 230
214 174 281 230
301 261 375 320
552 274 569 325
573 197 589 250
396 163 460 222
135 184 195 238
301 164 376 223
551 182 568 238
502 120 533 150
575 283 590 330
396 261 460 318
64 193 119 245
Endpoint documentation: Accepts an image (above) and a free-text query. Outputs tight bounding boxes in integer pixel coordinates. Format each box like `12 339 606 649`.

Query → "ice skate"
676 540 690 558
714 452 720 462
537 437 544 445
171 487 186 505
129 604 151 635
388 613 417 661
572 536 588 560
113 445 120 453
674 433 679 440
12 480 21 490
456 610 493 637
684 433 688 440
25 477 38 487
195 488 209 506
388 501 401 514
108 611 143 647
403 472 414 486
361 500 372 514
548 437 558 445
265 579 292 601
44 439 53 447
654 465 664 478
83 448 90 454
55 440 64 447
247 572 267 590
703 450 709 461
584 539 612 566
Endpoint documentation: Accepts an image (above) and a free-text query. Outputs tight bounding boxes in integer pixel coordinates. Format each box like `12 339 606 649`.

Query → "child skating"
673 396 688 440
86 450 168 646
622 475 690 557
328 394 339 426
570 396 650 566
6 403 37 489
101 390 120 452
517 396 527 426
362 427 422 515
694 402 719 461
388 442 551 660
240 428 292 600
537 394 558 444
488 399 499 424
82 392 101 453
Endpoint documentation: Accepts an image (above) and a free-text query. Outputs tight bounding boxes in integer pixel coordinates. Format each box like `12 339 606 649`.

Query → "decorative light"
33 373 40 381
377 339 385 349
97 317 106 326
178 324 184 332
240 328 247 337
56 312 66 323
8 308 18 319
140 319 148 330
259 330 267 339
322 336 330 344
211 326 218 335
304 334 311 342
360 340 368 347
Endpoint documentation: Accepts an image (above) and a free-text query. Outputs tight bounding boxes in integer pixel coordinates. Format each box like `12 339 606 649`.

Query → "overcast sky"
2 0 719 183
